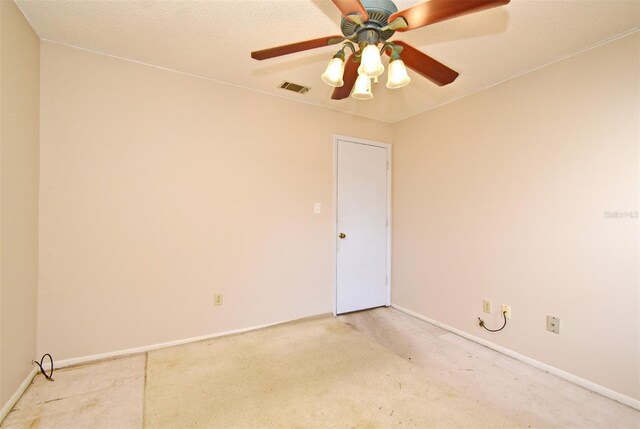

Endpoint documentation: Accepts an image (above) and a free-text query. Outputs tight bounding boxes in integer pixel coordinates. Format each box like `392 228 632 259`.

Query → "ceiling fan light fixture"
351 74 373 100
358 44 384 78
252 0 511 101
386 58 411 89
321 54 346 87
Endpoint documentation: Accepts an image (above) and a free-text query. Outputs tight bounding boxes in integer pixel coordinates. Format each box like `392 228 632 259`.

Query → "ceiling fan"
251 0 510 100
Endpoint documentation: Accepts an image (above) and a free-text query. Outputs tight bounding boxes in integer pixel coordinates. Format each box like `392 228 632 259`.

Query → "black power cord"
33 353 54 381
478 311 508 332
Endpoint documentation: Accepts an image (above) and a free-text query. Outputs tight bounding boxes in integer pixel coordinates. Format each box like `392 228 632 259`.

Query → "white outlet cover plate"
501 304 511 319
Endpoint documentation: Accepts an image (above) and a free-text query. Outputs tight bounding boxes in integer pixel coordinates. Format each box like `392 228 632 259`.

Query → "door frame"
332 134 392 316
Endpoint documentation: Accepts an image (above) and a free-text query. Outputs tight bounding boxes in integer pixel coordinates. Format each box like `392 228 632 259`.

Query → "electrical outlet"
483 299 492 313
214 294 223 306
547 316 560 334
501 304 511 319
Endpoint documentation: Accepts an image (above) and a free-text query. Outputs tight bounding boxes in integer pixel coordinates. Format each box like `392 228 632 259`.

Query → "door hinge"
386 161 389 170
386 275 388 284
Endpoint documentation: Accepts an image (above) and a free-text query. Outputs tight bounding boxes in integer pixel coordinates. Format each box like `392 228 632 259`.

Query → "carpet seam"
142 352 148 429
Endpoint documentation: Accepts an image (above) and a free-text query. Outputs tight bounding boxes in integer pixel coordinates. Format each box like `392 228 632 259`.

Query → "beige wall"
392 33 639 401
38 42 392 360
37 27 639 404
0 0 40 408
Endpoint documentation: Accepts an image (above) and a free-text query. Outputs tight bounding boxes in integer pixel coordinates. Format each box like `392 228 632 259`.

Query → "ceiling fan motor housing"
340 0 398 44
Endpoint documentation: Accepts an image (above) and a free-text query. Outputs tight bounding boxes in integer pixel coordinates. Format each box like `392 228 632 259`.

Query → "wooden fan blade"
331 54 359 100
392 41 459 86
331 0 369 23
389 0 510 32
251 35 344 60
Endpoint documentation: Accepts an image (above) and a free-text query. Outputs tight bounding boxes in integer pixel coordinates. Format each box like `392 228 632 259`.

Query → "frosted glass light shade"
357 44 384 78
321 57 345 87
386 59 411 89
351 74 373 100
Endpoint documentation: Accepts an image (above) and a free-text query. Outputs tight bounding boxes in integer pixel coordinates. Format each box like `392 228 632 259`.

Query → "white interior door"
336 137 389 314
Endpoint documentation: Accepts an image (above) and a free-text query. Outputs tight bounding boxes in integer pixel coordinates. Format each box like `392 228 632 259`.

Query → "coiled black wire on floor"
34 353 54 381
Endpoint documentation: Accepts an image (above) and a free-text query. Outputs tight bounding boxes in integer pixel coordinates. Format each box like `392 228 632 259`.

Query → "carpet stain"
144 316 515 428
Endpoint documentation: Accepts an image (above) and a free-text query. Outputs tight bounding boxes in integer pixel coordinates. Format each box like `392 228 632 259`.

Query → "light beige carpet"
144 316 515 428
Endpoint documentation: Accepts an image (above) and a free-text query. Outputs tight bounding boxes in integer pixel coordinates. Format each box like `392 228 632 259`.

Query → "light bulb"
351 74 373 100
357 44 384 78
386 59 411 89
321 57 345 87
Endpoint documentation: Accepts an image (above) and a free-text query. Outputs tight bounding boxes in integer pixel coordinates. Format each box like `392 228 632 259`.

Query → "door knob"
339 233 346 239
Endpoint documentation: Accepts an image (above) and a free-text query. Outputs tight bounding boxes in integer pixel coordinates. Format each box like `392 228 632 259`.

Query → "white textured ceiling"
16 0 640 123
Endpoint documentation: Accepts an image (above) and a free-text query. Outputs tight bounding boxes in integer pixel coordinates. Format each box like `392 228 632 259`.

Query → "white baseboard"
391 303 640 411
42 313 330 371
0 367 38 424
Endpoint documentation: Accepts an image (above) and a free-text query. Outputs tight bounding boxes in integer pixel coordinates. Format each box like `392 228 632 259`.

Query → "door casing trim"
333 135 392 316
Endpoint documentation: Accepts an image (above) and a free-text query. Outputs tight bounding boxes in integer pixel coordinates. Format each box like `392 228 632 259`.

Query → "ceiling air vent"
279 81 310 94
